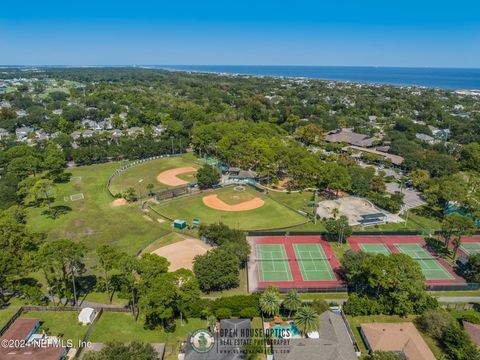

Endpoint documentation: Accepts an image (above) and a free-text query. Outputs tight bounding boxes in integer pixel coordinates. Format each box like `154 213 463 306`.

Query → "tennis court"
359 243 391 255
293 244 336 281
256 244 293 282
395 243 453 280
461 242 480 255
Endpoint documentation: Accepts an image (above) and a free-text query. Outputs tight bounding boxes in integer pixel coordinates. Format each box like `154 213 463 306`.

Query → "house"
0 128 10 139
416 133 435 144
272 311 357 360
35 130 50 141
228 167 258 182
0 317 67 360
361 322 435 360
368 115 377 122
52 109 63 115
153 125 165 137
82 119 102 130
15 126 34 141
344 146 404 166
71 130 83 140
428 125 450 140
325 128 376 147
463 321 480 347
99 118 113 130
0 100 11 108
16 110 27 117
78 307 96 325
110 129 123 138
180 319 251 360
83 130 96 138
127 127 143 136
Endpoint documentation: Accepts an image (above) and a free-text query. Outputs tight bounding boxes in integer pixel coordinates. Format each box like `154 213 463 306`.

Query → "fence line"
75 308 104 359
0 307 23 337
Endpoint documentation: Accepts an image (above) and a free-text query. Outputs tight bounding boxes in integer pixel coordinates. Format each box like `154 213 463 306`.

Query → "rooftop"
325 128 376 147
361 322 435 360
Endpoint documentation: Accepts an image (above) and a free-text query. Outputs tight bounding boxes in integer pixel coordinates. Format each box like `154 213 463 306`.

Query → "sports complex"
348 235 466 286
247 236 343 292
459 237 480 257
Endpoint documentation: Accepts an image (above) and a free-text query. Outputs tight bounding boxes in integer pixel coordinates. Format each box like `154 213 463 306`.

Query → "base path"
152 238 212 271
156 167 197 186
202 194 264 211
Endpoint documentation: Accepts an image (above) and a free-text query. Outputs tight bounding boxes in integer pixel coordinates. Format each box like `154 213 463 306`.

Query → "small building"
228 167 258 182
78 307 96 325
15 126 34 141
173 219 187 229
359 213 386 226
416 133 435 144
361 322 436 360
0 128 10 139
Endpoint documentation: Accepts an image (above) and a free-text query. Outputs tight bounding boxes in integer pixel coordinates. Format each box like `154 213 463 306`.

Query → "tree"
409 169 430 190
441 214 476 257
136 253 169 284
27 179 56 214
124 187 137 202
84 341 157 360
37 239 85 305
96 245 121 302
416 310 454 339
294 124 324 146
464 254 480 282
259 287 281 317
282 289 302 317
196 164 221 189
325 215 352 243
146 183 154 196
193 248 240 292
342 253 437 316
294 306 319 336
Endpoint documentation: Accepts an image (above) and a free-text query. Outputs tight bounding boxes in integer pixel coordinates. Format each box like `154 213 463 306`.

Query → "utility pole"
170 136 174 154
313 190 318 224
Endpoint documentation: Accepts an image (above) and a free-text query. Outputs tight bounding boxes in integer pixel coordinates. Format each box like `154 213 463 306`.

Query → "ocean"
155 65 480 90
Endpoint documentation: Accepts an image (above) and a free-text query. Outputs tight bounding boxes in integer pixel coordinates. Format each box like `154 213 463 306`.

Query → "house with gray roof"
0 128 10 139
272 311 358 360
325 128 376 147
16 126 34 141
415 133 435 144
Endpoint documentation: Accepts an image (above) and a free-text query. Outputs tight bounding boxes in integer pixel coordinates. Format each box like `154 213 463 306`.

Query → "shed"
173 219 187 229
78 307 96 325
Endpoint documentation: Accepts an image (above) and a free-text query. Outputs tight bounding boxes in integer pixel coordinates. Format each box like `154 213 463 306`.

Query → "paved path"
437 296 480 303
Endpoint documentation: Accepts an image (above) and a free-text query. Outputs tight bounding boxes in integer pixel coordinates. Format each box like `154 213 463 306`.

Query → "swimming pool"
270 322 301 339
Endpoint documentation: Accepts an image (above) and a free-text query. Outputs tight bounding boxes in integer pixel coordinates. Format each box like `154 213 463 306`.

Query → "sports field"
359 243 390 255
152 186 307 230
394 243 453 280
293 244 336 280
256 244 293 281
108 154 201 195
460 242 480 255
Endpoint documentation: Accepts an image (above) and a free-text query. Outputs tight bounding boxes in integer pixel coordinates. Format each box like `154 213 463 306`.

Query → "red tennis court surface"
348 235 465 286
247 235 344 292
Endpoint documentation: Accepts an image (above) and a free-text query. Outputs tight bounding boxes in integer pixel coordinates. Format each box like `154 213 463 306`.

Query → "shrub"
343 294 383 316
216 308 232 319
462 312 480 325
416 310 453 340
212 294 260 316
310 299 330 314
240 307 258 319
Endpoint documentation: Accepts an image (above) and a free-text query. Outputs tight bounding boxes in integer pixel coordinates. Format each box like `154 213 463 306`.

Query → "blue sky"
1 0 479 67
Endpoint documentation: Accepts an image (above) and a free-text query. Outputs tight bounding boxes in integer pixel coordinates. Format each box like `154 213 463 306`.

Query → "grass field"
26 161 173 268
109 154 202 195
89 313 207 359
152 186 308 230
266 190 316 215
21 311 88 346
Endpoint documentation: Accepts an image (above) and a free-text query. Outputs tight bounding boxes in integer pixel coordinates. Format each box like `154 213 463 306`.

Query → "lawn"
26 161 174 268
152 186 308 230
21 310 88 347
108 154 202 195
353 211 442 232
89 313 207 359
347 314 443 358
266 190 316 215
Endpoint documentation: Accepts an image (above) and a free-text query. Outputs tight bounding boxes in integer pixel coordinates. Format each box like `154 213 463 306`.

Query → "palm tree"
260 289 281 317
331 207 340 219
282 289 302 317
294 306 319 336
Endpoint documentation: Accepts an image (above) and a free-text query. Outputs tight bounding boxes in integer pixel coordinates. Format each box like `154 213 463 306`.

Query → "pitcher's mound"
152 238 212 271
156 167 197 186
111 198 128 207
202 194 264 211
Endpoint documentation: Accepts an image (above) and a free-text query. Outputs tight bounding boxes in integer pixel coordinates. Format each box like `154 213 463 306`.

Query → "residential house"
368 115 377 122
272 311 358 360
16 110 27 117
344 145 404 166
71 130 83 140
415 133 435 144
0 100 11 108
428 125 450 140
82 119 102 130
110 129 123 137
325 128 376 147
127 127 143 136
0 128 10 139
52 109 63 115
0 317 67 360
15 126 34 141
361 322 436 360
153 125 165 137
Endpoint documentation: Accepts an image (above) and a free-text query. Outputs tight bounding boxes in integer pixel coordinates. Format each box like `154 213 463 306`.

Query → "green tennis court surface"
293 244 336 281
394 243 453 280
359 243 391 255
256 244 292 282
461 243 480 255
